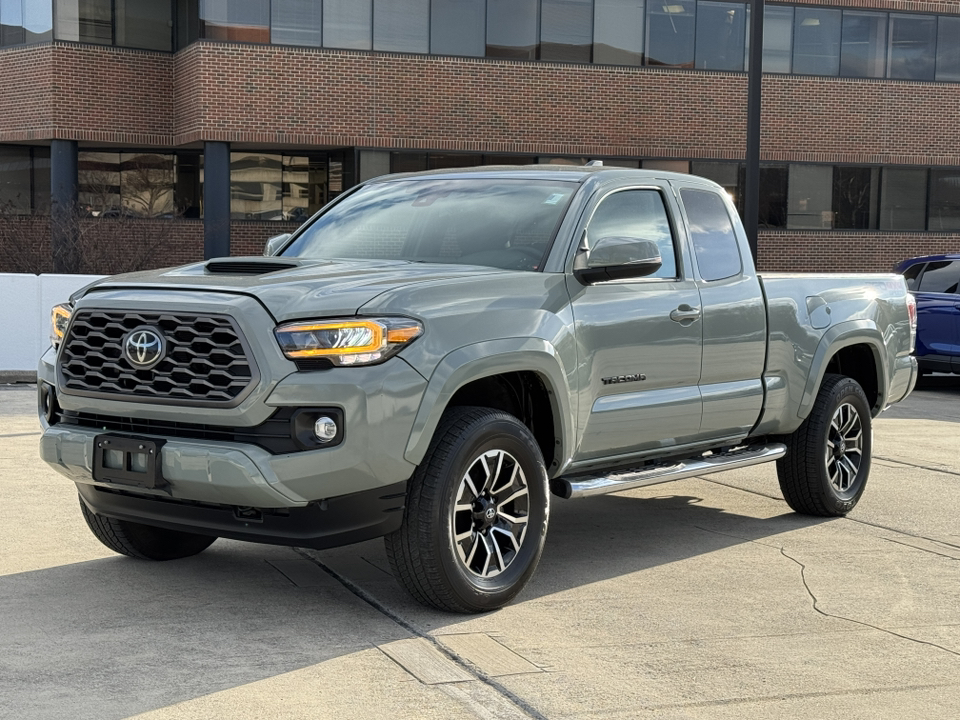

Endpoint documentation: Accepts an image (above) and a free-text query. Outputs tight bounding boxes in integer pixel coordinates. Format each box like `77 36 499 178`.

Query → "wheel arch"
403 339 576 476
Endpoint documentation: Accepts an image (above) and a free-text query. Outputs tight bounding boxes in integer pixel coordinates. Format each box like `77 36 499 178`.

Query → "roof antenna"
585 160 603 167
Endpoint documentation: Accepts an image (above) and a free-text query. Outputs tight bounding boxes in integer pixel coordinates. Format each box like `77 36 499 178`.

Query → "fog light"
314 416 338 443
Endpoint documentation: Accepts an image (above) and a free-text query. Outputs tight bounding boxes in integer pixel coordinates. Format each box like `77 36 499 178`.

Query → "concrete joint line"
880 536 960 561
874 455 960 479
778 547 960 659
293 548 548 720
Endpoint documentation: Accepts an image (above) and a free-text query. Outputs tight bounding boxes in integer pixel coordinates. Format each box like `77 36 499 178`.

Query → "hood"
80 257 507 320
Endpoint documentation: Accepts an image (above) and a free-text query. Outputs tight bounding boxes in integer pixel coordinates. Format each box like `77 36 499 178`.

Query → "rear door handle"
670 305 701 324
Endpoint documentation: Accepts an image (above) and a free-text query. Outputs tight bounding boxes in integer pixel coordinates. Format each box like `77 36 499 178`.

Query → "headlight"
275 317 423 366
51 304 72 348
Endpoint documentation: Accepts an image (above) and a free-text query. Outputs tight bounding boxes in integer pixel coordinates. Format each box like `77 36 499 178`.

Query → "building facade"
1 0 959 272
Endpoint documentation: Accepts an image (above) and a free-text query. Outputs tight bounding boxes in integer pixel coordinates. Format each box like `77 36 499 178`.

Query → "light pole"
744 0 765 263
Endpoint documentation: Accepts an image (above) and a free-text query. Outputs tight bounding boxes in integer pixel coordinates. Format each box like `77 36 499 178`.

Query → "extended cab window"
587 189 678 278
917 260 960 294
680 188 742 282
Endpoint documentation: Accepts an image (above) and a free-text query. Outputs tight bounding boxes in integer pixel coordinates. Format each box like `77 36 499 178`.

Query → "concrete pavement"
1 379 958 719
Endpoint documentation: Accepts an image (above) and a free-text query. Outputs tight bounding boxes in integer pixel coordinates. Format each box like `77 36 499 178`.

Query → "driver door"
569 184 703 462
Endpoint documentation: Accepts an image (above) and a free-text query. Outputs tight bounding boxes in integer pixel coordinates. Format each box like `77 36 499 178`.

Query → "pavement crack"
293 548 547 720
874 455 960 478
778 547 960 659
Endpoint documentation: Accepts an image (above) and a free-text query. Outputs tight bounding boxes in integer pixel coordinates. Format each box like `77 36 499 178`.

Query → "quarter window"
680 188 742 282
916 261 960 294
588 190 678 279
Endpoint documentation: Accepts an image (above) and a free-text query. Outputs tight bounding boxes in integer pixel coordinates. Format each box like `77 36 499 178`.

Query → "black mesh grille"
59 310 256 405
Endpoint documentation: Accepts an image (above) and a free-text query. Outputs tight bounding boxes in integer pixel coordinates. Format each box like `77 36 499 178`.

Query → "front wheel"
385 406 550 613
776 374 873 517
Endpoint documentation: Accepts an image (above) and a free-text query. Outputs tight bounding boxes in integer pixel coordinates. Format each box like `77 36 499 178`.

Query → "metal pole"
744 0 764 263
50 140 78 273
203 141 231 260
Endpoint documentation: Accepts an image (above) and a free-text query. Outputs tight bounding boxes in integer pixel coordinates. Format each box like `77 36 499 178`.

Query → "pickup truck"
38 166 918 613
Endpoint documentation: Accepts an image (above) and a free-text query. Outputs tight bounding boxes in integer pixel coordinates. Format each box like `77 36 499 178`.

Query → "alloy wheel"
825 402 864 493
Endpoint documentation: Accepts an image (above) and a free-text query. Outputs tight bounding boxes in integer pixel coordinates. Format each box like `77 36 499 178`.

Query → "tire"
776 374 873 517
79 496 217 560
385 406 550 613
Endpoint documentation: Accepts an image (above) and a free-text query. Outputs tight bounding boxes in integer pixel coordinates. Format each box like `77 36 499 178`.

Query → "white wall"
0 274 106 376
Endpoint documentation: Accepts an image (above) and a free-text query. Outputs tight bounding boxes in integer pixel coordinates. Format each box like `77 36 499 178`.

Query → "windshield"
281 178 577 272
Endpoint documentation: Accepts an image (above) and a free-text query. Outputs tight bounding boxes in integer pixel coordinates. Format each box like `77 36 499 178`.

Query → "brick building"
1 0 959 272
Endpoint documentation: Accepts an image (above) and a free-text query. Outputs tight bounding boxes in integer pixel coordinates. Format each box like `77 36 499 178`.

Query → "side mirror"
263 233 292 257
574 236 663 283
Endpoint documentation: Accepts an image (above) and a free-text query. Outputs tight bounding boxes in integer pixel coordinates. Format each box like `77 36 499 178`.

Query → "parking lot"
1 378 958 720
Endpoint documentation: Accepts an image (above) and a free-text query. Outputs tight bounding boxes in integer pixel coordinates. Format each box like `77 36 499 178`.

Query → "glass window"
646 0 695 67
840 11 887 78
359 150 390 182
762 5 793 73
56 0 112 44
917 260 959 294
323 0 371 49
177 0 200 49
430 0 484 56
928 169 960 231
541 0 593 63
787 164 833 229
692 161 740 206
588 190 677 278
115 0 171 51
482 154 538 165
539 156 588 165
901 262 924 290
593 0 643 65
22 0 53 43
0 146 31 213
757 164 788 228
880 168 927 231
175 150 202 217
833 166 879 229
695 1 746 71
486 0 538 60
79 152 121 216
272 0 322 46
888 14 937 81
200 0 269 43
792 8 840 76
284 178 575 272
374 0 429 53
1 0 25 46
642 159 689 173
390 152 427 173
936 17 960 82
120 153 175 217
681 188 741 282
230 152 282 220
282 155 327 223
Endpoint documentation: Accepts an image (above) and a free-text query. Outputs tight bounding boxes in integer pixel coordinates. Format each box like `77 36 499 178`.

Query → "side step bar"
551 443 787 500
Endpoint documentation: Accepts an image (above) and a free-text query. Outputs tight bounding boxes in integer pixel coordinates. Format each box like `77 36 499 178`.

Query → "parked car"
39 166 918 612
894 254 960 375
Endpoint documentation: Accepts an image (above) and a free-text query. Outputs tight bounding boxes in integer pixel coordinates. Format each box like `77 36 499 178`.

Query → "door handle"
670 305 701 324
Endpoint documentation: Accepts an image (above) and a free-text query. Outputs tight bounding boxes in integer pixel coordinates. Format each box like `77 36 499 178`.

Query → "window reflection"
230 152 281 220
793 8 841 76
840 11 887 78
928 169 960 231
936 17 960 82
486 0 539 60
880 168 928 231
115 0 171 51
374 0 429 54
888 14 937 80
271 0 322 47
832 166 879 229
590 189 678 278
56 0 112 44
696 1 746 71
430 0 484 56
323 0 371 50
762 6 793 73
787 164 833 229
593 0 643 65
200 0 269 43
646 0 695 68
541 0 593 63
78 152 177 218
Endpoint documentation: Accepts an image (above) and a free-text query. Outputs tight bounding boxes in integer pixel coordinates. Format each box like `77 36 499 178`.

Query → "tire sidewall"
816 379 873 514
432 416 550 610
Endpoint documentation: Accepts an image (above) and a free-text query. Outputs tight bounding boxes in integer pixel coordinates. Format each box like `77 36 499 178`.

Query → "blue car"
895 254 960 375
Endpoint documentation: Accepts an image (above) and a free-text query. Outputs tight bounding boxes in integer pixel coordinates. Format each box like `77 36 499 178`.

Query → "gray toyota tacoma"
38 166 918 612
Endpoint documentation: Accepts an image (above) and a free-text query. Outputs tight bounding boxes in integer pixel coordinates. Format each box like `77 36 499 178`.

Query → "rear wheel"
777 374 873 517
385 406 550 613
80 496 217 560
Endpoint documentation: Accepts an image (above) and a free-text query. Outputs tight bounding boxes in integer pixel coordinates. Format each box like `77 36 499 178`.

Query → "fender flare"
798 319 889 420
403 338 576 473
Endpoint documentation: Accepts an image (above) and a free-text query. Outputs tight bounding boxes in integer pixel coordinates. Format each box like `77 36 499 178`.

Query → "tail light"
906 293 917 354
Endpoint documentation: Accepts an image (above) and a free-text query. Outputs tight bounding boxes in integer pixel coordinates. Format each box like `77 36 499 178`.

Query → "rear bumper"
77 481 405 550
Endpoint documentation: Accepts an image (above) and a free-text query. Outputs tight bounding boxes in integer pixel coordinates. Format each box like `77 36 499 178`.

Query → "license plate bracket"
92 434 166 490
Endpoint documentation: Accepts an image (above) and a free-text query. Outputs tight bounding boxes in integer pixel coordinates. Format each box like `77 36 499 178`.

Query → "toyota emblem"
123 327 166 369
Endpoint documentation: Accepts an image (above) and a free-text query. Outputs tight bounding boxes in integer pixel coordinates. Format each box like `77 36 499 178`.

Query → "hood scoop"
205 258 300 275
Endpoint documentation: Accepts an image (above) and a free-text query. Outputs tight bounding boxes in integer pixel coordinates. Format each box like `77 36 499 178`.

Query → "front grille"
59 310 257 406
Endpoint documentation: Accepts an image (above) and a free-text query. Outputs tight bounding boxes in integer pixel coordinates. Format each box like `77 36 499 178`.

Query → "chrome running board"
552 443 787 500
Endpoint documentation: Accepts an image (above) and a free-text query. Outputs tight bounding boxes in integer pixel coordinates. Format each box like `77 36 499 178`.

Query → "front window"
282 178 577 272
